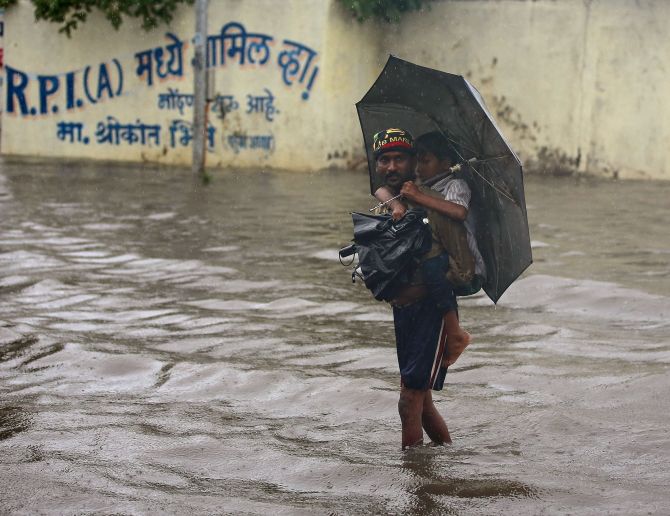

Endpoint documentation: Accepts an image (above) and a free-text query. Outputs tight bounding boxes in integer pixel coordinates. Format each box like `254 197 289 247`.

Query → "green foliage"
339 0 429 23
0 0 195 37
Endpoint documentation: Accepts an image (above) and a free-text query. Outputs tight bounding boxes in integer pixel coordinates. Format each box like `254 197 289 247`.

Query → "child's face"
416 151 447 181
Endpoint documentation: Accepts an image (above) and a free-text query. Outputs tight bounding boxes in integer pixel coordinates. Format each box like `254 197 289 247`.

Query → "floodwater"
0 157 668 515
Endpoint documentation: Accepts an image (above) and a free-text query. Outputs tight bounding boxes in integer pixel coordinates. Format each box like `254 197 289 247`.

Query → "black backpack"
339 208 432 301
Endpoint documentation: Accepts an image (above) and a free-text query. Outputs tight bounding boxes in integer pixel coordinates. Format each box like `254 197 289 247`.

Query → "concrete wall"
387 0 670 180
2 0 670 179
1 0 380 170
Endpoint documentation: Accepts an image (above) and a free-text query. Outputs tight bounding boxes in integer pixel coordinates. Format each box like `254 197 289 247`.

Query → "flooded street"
0 158 669 514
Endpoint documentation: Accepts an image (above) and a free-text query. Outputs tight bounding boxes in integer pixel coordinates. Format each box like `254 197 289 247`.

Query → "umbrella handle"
369 193 403 212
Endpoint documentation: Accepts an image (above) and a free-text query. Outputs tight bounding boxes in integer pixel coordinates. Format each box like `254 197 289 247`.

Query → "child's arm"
374 186 407 220
399 181 467 221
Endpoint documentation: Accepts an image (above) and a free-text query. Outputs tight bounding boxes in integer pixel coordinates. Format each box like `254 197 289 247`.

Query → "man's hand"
373 185 407 221
390 201 407 221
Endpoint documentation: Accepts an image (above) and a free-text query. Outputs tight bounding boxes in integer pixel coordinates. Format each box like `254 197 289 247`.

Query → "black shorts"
393 297 448 391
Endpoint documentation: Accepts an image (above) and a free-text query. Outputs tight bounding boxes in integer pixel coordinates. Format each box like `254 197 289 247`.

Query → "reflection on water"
0 158 669 514
401 447 538 515
417 477 536 499
0 405 32 441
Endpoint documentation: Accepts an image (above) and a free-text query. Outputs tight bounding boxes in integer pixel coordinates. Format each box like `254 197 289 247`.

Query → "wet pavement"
0 158 669 514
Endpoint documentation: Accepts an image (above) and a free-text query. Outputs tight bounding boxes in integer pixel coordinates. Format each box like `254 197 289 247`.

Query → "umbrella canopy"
356 55 532 303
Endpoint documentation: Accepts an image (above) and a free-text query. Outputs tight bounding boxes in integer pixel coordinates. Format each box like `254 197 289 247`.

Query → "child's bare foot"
442 331 471 367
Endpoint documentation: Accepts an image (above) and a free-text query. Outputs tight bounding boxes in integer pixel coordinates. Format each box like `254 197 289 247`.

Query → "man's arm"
374 186 407 220
400 181 467 221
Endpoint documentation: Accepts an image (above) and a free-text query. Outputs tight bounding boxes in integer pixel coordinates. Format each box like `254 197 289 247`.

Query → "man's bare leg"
398 386 425 449
442 310 471 366
421 390 452 445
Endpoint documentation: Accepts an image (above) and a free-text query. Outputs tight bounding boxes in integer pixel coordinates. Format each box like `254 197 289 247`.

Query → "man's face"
375 151 416 191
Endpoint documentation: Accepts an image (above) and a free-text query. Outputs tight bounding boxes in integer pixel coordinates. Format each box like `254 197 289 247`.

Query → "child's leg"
443 309 470 367
421 253 471 366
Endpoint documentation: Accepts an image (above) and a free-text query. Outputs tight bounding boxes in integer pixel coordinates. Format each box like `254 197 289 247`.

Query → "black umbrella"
356 55 532 303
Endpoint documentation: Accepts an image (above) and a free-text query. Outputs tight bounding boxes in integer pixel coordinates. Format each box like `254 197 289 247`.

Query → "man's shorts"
393 296 448 391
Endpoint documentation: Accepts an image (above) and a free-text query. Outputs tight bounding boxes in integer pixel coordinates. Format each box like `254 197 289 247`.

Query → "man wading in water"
372 128 473 449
